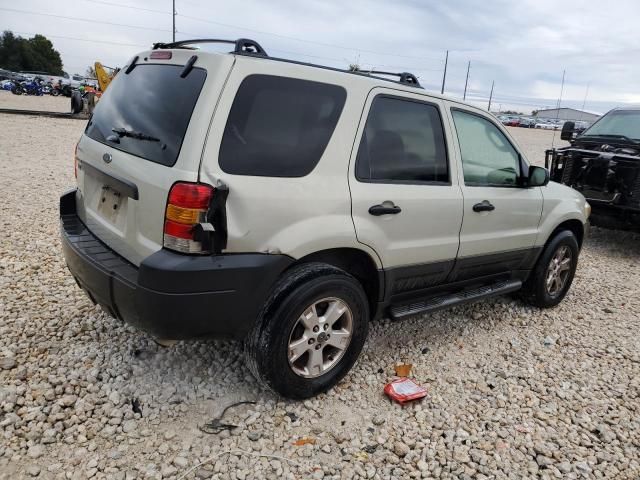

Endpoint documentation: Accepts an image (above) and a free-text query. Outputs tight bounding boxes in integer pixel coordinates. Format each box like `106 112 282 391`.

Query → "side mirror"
560 121 575 141
528 165 550 187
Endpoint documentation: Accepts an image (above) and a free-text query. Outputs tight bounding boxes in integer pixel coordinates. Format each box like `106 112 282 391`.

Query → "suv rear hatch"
76 50 234 266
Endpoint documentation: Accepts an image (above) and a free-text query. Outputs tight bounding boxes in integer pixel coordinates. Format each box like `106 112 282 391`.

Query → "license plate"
97 185 125 224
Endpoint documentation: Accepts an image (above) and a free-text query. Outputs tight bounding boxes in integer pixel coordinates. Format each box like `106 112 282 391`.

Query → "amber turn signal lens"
165 204 202 224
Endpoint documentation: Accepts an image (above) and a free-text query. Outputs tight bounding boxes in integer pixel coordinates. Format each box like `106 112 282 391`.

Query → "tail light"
163 182 214 254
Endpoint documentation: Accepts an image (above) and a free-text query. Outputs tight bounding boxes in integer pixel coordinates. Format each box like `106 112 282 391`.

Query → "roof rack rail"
152 38 267 57
150 38 422 89
360 70 421 87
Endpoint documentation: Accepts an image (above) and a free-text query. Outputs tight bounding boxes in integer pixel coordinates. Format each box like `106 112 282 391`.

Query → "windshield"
85 64 206 166
581 110 640 140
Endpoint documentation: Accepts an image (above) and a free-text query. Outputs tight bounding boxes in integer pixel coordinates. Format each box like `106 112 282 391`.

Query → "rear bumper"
60 189 293 340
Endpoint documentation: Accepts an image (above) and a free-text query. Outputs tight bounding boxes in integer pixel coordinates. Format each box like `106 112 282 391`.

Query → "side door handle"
369 203 402 216
473 200 495 212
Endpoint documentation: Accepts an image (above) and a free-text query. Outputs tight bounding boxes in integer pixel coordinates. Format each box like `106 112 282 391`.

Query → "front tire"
521 230 579 308
244 263 369 399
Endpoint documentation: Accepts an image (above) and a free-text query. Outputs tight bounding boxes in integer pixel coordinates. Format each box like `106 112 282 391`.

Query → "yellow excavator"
71 62 119 115
94 62 119 92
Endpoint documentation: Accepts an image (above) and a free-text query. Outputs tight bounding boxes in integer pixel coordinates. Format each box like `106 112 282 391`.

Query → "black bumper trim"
60 189 293 339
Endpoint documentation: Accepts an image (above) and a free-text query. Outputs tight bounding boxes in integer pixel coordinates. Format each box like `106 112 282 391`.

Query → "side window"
356 96 448 183
451 109 521 186
219 75 346 177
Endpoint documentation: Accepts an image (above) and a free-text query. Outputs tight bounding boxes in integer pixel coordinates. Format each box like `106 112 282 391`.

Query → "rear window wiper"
111 127 160 142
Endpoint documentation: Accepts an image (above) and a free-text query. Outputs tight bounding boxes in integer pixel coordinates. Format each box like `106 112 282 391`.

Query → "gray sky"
3 0 639 114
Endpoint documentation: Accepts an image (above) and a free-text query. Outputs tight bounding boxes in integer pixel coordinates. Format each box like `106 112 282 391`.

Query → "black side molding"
79 160 139 200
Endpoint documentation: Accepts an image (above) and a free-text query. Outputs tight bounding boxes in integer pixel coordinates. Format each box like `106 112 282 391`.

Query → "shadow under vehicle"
546 107 640 230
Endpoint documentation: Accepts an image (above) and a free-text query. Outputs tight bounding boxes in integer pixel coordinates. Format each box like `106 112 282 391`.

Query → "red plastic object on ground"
384 378 428 404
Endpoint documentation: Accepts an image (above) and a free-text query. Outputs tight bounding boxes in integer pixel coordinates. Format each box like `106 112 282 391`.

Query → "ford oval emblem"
103 153 112 164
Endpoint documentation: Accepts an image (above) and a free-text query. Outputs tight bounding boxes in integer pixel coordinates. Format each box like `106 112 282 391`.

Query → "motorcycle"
10 82 24 95
50 82 72 97
11 79 44 96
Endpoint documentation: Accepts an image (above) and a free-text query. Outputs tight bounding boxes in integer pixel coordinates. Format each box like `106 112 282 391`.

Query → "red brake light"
168 183 213 209
163 182 214 254
164 219 193 239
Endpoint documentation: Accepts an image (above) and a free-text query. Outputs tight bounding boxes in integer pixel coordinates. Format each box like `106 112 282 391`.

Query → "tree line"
0 31 64 75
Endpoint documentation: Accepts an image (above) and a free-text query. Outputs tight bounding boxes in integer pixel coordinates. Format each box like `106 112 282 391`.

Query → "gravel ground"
1 113 638 480
508 127 569 166
0 90 70 112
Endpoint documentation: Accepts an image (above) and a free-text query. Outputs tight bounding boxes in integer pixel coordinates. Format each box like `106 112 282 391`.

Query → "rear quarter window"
219 75 347 177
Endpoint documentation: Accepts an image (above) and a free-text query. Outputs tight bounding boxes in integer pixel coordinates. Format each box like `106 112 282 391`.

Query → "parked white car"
60 38 590 398
536 120 564 130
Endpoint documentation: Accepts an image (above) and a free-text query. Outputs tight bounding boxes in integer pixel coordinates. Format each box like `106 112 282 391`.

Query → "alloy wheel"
287 297 354 378
545 245 573 297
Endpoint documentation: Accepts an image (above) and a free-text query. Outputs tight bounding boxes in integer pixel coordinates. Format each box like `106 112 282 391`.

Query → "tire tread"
244 262 365 396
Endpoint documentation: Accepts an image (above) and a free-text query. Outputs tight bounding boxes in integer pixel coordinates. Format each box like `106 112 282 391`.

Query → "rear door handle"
369 203 402 216
473 200 495 212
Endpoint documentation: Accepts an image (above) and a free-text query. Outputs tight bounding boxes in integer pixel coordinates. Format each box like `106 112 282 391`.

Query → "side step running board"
390 279 522 320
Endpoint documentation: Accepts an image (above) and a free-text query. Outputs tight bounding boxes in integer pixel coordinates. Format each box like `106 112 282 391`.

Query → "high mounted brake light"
163 182 214 254
150 51 172 60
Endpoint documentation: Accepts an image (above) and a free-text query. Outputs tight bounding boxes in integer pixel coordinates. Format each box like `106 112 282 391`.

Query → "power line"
176 13 445 62
78 0 171 14
13 31 148 48
4 6 449 67
175 30 443 73
0 7 172 33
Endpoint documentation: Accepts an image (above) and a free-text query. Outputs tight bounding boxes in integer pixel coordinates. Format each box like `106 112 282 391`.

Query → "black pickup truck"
546 107 640 230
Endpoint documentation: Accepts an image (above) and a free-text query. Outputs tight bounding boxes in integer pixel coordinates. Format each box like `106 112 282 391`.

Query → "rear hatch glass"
85 64 206 167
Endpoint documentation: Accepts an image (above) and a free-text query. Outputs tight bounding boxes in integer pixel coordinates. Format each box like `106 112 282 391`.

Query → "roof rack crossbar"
361 70 421 87
152 38 267 57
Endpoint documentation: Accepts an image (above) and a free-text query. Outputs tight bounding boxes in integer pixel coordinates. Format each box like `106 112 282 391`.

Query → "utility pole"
487 80 494 112
463 61 470 100
172 0 176 42
441 50 448 94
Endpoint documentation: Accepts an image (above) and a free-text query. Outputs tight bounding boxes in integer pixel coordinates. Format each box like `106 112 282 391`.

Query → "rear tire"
520 230 579 308
244 263 369 399
71 91 83 114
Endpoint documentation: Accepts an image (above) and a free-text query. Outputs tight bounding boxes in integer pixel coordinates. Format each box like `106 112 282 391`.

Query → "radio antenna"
551 69 566 149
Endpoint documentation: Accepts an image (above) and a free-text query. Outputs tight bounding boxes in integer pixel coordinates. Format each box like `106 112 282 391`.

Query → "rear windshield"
219 75 346 177
85 64 206 167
